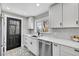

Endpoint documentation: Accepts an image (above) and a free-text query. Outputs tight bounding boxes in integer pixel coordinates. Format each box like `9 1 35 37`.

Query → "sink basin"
32 35 37 37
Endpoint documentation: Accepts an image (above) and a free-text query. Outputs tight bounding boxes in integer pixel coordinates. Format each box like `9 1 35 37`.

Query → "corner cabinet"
49 3 63 28
49 3 79 28
28 17 34 29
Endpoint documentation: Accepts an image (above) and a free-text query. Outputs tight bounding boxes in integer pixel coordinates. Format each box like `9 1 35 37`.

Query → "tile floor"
6 47 35 56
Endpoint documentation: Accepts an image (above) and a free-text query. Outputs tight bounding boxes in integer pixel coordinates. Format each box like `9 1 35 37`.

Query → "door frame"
7 17 21 50
2 13 23 56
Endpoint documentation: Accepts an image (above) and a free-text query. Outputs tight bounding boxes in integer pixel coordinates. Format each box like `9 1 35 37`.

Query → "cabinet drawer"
61 45 79 56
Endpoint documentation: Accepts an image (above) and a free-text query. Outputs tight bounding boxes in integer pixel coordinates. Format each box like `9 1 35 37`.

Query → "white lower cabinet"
31 39 39 56
23 36 29 48
24 36 79 56
60 51 74 56
27 38 32 53
52 43 60 56
60 45 79 56
24 36 32 52
52 43 79 56
24 36 39 56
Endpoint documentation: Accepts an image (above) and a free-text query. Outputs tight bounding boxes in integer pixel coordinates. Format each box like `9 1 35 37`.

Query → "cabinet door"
23 36 28 46
28 17 34 29
28 38 33 52
60 45 79 56
60 51 74 56
63 3 79 27
49 3 63 28
24 36 30 48
25 37 32 51
31 39 39 56
26 37 39 56
53 43 60 56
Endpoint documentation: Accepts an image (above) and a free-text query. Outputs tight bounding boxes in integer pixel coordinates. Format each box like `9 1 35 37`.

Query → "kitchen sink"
32 35 37 37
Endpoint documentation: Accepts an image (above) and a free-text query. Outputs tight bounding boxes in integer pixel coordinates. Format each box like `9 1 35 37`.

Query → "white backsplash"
42 28 79 40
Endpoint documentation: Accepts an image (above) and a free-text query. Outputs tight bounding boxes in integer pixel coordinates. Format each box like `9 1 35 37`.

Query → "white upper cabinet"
49 3 79 28
28 17 34 29
63 3 79 27
49 3 63 28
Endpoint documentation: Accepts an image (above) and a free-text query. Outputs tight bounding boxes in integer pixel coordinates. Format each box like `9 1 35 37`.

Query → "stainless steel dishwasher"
39 39 52 56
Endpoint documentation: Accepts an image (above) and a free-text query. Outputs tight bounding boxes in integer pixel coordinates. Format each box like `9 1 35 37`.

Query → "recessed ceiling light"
7 7 10 10
36 3 40 7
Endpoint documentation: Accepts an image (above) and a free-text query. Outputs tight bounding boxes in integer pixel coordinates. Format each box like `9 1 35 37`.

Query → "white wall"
0 3 3 56
52 28 79 40
0 17 2 56
42 28 79 41
0 4 1 15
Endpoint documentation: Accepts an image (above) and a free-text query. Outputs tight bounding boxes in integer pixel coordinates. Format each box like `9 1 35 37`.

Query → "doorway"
7 17 21 50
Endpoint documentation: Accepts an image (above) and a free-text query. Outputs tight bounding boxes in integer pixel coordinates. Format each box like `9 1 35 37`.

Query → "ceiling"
1 3 52 17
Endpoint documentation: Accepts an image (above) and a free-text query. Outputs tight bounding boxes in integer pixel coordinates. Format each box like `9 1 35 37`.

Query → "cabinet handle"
30 42 32 45
76 21 78 24
3 47 5 53
45 43 51 46
1 45 3 47
74 49 79 52
60 22 62 26
54 43 57 46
